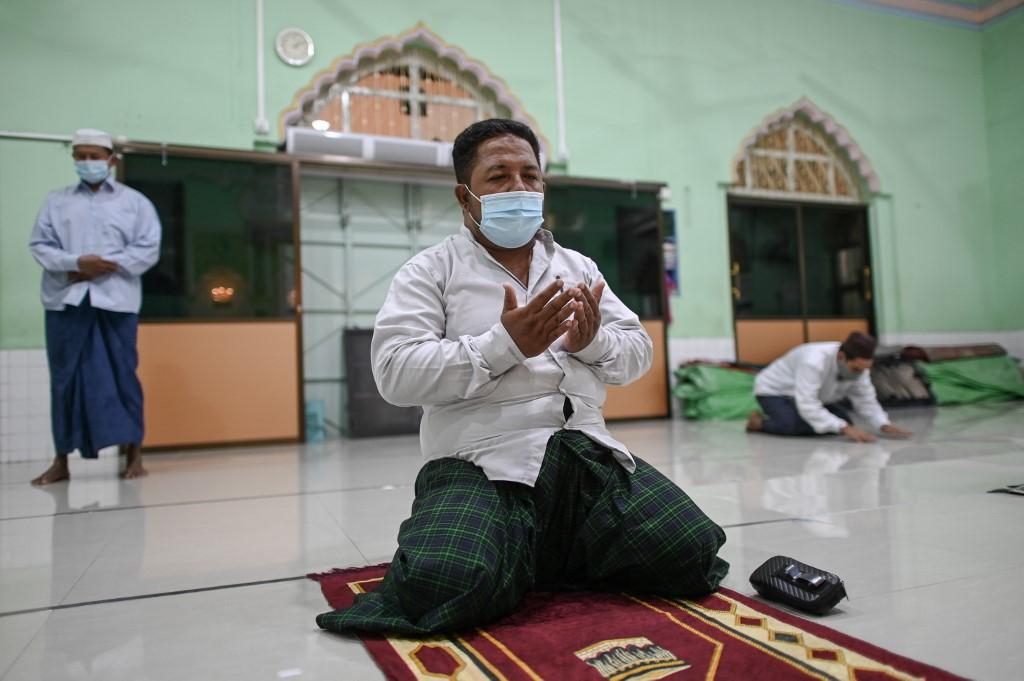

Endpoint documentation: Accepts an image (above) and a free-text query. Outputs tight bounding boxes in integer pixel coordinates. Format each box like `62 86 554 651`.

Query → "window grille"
733 117 863 203
298 49 510 143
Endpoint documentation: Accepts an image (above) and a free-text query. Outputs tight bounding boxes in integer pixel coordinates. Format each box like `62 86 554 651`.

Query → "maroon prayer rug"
310 565 965 680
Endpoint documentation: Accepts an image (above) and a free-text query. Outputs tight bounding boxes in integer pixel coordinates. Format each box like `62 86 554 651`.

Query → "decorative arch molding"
731 98 881 200
278 23 550 157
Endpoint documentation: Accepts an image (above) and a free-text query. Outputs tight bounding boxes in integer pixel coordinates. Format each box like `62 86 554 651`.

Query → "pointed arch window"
301 50 507 142
280 25 545 152
731 100 879 204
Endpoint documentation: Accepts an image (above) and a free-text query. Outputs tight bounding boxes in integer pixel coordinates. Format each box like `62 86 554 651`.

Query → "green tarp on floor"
674 355 1023 420
673 364 757 420
916 355 1024 405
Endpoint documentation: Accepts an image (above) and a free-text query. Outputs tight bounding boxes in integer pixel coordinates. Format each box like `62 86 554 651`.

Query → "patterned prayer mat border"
310 565 966 681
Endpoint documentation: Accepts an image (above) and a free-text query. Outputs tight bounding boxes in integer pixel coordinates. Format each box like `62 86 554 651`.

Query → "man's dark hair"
452 119 541 185
840 331 877 360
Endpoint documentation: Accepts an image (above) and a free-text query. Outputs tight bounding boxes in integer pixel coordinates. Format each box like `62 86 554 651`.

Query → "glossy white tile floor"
1 402 1022 680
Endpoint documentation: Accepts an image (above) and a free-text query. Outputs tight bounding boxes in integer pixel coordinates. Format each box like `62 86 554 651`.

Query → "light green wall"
982 14 1024 331
0 0 1018 349
556 0 997 338
0 140 75 348
0 0 255 149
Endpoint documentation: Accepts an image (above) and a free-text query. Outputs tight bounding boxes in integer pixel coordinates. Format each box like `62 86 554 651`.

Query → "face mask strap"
461 185 483 227
461 185 481 204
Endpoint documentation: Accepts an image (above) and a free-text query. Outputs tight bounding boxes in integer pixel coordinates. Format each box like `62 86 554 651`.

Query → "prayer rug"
310 564 965 680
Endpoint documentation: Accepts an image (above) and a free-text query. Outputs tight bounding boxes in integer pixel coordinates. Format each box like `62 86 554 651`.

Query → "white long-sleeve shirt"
371 226 653 486
754 342 890 434
29 177 161 313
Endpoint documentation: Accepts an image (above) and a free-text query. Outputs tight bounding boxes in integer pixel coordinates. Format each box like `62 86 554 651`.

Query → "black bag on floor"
749 556 847 615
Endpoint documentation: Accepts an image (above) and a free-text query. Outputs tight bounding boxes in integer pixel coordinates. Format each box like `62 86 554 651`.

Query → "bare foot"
121 461 148 479
31 457 70 486
120 445 148 480
745 410 764 432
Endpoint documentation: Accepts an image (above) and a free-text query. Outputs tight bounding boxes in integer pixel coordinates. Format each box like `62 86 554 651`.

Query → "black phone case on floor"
749 555 847 615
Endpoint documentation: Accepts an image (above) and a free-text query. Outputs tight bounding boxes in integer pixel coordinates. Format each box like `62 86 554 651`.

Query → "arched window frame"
279 24 550 157
303 50 503 140
730 98 880 205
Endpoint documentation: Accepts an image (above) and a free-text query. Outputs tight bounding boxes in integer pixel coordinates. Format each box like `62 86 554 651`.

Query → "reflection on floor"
1 402 1022 680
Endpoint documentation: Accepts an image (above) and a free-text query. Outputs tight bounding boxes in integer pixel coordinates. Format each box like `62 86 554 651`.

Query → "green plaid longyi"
316 430 728 635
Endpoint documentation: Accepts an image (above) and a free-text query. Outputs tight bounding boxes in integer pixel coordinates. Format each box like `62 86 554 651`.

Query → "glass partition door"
728 198 873 365
122 151 303 448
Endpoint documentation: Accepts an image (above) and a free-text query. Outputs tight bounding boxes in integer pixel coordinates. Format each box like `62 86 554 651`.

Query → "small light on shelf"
210 286 235 304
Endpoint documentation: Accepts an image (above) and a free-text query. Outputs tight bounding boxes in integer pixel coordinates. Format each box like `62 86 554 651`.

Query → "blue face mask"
75 160 111 185
464 188 544 249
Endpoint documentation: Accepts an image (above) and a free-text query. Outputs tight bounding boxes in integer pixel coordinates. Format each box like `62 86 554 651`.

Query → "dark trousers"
316 430 729 635
756 395 853 436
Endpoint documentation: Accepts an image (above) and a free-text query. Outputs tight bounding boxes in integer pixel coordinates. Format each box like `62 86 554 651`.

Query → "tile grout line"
0 615 49 681
49 510 136 616
824 490 1013 519
0 483 417 522
0 575 309 619
0 516 808 620
856 559 1024 600
4 446 1022 522
313 494 373 566
721 517 819 529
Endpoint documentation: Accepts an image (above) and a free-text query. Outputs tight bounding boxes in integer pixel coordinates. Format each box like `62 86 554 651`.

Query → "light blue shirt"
29 177 162 313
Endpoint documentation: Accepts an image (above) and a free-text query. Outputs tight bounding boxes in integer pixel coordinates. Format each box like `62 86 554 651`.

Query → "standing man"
316 119 728 636
746 332 913 443
28 128 161 485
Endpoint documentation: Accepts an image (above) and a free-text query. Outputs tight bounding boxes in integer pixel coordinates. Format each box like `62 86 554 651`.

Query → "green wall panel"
1 0 1020 350
982 14 1024 331
0 140 74 349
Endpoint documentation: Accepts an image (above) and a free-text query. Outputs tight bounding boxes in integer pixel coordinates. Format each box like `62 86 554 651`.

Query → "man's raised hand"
501 280 581 357
564 280 605 353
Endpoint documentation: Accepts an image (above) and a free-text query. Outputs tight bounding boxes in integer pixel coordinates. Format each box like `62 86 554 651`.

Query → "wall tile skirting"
0 350 54 463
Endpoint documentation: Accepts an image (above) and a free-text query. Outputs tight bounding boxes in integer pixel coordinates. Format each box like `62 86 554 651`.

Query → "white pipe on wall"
0 131 72 143
552 0 569 164
254 0 270 135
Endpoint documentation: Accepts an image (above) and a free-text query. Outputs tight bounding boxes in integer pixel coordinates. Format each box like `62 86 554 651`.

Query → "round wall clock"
275 27 314 66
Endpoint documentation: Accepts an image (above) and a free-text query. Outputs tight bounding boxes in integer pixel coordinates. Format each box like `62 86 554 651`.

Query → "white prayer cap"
71 128 113 150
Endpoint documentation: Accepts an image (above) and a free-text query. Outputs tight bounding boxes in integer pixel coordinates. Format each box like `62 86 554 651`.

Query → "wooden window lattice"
735 118 861 202
301 49 509 143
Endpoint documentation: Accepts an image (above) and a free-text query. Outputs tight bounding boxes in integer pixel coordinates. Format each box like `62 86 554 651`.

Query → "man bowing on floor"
746 332 913 443
316 119 728 636
28 128 161 484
